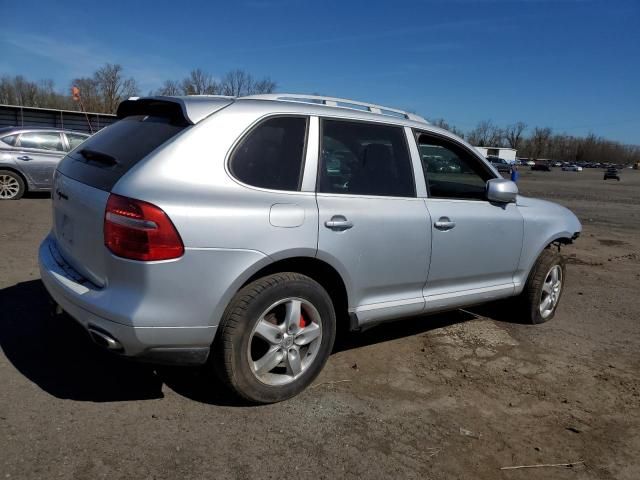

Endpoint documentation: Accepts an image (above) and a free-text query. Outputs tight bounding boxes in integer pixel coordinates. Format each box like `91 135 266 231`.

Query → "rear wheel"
213 273 336 403
518 249 566 324
0 170 25 200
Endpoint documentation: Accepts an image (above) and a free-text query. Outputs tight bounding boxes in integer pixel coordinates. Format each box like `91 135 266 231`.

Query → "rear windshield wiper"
79 149 118 167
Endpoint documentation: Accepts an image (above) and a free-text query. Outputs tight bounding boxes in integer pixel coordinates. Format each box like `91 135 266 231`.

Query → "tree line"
0 63 276 114
1 66 637 164
431 118 640 165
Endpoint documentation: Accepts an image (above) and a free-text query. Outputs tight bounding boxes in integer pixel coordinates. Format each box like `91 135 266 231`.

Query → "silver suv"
0 127 89 199
38 94 581 403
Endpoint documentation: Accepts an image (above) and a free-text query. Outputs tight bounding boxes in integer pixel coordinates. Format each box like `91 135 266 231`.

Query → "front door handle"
434 217 456 231
17 155 32 161
325 215 353 231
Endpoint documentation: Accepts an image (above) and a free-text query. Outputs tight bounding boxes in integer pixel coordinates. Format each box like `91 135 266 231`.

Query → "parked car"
486 155 512 173
562 164 583 172
604 166 620 181
552 162 562 167
39 94 581 403
531 162 551 171
0 127 90 199
526 160 536 166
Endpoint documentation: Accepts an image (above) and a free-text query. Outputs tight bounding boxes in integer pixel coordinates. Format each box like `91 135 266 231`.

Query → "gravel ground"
1 168 639 479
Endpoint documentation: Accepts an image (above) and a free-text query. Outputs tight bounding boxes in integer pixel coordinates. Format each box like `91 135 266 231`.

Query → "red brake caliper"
299 312 307 328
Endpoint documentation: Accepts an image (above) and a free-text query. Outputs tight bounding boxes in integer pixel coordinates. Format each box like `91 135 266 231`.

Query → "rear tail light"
104 194 184 261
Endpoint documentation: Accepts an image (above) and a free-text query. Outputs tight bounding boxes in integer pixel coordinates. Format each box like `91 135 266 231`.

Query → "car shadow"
23 192 51 200
0 280 163 402
0 280 516 406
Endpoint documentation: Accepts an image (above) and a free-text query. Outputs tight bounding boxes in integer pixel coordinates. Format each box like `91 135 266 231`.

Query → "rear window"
57 115 187 191
229 116 308 191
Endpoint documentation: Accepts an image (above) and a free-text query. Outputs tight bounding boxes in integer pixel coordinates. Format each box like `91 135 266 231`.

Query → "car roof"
0 126 89 135
122 93 431 130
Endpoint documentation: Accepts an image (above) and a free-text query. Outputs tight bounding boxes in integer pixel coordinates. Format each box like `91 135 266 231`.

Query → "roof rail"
241 94 429 124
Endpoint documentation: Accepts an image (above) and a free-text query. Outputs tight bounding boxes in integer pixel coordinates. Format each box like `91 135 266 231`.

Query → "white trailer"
475 147 517 163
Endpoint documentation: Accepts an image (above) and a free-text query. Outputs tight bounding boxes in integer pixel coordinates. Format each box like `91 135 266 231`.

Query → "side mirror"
486 178 518 203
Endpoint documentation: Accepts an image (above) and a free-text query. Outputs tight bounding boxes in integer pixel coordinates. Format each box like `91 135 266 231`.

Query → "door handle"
325 215 353 231
434 217 456 231
17 155 32 161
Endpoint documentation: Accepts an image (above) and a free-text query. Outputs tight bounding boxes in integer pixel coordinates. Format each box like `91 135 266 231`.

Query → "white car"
562 165 583 172
526 160 535 166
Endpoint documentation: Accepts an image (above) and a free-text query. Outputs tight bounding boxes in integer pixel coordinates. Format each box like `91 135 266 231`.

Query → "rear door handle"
17 155 32 161
325 215 353 231
434 217 456 231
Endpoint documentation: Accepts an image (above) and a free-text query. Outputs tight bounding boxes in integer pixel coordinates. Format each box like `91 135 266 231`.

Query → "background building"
474 146 517 162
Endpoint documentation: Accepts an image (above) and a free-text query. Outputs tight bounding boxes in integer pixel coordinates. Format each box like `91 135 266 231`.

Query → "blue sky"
1 0 638 144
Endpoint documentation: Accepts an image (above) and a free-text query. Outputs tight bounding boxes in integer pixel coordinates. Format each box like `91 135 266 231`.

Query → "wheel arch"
239 256 351 328
515 232 578 294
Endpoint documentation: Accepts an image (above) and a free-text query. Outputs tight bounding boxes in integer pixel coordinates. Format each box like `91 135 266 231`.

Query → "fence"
0 104 117 134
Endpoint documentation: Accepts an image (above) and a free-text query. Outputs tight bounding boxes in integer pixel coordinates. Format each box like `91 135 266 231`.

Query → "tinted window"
319 120 414 197
418 134 493 200
58 115 187 192
66 133 89 151
230 116 307 191
19 131 64 151
1 134 17 146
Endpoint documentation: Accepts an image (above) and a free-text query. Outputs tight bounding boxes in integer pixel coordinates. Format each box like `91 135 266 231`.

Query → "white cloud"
0 31 188 93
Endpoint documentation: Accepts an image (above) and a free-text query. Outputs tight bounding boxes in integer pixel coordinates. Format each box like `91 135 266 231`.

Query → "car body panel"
423 198 523 305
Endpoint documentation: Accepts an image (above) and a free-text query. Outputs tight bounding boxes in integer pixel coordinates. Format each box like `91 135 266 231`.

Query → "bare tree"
94 63 138 113
220 69 277 96
249 77 277 95
504 122 527 150
430 118 465 138
181 69 218 95
220 69 252 96
155 79 182 96
529 127 553 160
467 120 502 147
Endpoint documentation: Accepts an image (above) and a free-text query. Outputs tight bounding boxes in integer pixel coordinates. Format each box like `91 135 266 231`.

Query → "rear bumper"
38 234 216 364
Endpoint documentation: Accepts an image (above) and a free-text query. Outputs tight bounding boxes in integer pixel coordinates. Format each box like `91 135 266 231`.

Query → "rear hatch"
52 98 220 286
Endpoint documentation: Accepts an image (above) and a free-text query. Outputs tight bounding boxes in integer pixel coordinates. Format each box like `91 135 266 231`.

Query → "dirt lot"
1 168 639 479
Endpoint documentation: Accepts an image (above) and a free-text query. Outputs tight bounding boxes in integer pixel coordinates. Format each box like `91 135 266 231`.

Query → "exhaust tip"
88 327 123 351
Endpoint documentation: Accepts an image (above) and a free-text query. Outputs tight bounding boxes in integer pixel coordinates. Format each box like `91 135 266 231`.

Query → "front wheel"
518 249 566 324
213 273 336 403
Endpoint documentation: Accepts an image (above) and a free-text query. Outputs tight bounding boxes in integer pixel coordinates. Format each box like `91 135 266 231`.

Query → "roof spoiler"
117 96 235 125
117 98 192 125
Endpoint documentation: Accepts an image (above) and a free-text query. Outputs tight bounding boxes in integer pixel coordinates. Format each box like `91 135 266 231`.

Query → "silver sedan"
0 127 89 199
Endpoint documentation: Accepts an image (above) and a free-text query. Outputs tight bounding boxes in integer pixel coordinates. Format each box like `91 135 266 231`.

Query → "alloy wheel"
0 174 20 199
539 265 563 319
247 297 323 386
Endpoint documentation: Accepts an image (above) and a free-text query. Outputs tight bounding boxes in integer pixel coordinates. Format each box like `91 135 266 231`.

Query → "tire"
518 249 566 324
213 273 336 403
0 170 25 200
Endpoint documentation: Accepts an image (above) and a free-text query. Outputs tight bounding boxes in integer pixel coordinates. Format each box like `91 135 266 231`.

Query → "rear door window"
18 131 64 152
229 116 308 191
318 119 415 197
57 115 188 191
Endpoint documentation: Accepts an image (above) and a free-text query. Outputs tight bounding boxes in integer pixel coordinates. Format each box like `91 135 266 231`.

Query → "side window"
18 131 64 152
319 120 415 197
66 133 89 151
230 116 307 191
418 133 493 200
1 134 17 146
